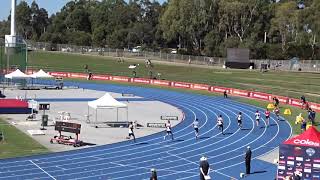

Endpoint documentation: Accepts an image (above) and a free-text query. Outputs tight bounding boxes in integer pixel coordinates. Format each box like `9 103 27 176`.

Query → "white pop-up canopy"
5 69 30 79
88 93 128 127
30 69 53 78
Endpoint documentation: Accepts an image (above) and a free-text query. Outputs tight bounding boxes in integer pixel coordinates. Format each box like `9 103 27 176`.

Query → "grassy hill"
28 51 320 103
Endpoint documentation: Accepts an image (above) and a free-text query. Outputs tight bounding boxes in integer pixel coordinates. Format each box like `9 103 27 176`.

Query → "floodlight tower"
5 0 17 47
4 0 17 73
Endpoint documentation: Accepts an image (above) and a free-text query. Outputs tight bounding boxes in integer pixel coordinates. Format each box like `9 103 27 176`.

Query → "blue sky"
1 0 166 21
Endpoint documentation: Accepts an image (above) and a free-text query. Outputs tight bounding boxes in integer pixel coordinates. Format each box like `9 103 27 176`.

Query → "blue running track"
0 81 292 180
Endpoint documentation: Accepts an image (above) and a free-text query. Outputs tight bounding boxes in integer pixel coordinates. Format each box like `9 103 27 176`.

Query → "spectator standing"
245 146 252 175
199 155 211 180
84 64 88 72
273 97 279 107
87 71 93 80
301 117 307 132
300 95 307 109
223 90 228 98
308 109 316 125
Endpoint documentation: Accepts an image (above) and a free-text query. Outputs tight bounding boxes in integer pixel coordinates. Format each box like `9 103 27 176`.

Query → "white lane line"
0 93 199 166
55 166 67 170
110 161 197 175
52 102 234 179
0 99 262 179
51 100 245 179
29 160 56 180
76 104 249 179
166 152 238 180
0 96 290 179
113 102 274 179
175 116 282 179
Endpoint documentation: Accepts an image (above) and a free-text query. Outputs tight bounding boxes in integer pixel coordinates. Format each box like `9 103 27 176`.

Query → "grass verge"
28 51 320 103
0 118 49 159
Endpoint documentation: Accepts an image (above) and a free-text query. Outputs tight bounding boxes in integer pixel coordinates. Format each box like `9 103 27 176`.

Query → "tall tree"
16 1 32 39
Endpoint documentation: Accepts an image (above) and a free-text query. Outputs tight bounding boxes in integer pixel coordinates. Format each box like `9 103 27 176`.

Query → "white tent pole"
117 108 119 122
126 107 128 122
87 105 89 123
95 109 97 127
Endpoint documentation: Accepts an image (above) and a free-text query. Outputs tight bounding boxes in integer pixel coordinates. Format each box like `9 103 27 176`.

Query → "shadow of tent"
82 142 97 146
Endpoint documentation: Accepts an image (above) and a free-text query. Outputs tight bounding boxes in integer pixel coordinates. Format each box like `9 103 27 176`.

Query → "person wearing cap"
199 155 210 180
193 118 200 139
150 168 157 180
245 146 252 175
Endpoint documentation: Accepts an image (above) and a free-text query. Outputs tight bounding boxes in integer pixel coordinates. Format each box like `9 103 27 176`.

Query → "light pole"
5 0 17 74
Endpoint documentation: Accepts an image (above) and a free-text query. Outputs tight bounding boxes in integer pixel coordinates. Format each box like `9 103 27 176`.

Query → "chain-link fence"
27 41 320 72
0 38 27 74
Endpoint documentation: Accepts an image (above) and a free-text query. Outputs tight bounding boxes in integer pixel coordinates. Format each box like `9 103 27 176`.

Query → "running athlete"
265 109 271 127
255 110 261 127
164 120 174 140
127 121 136 142
193 119 200 139
237 112 243 128
273 107 280 121
217 115 224 135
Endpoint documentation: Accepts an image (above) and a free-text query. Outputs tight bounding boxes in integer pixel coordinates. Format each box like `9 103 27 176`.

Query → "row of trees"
0 0 319 59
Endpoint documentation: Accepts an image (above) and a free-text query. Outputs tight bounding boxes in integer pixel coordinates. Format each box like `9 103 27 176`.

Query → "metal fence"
0 38 27 74
27 41 320 72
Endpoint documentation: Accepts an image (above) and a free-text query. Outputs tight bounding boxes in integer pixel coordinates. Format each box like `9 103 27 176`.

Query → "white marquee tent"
88 93 128 127
30 69 53 78
4 69 30 79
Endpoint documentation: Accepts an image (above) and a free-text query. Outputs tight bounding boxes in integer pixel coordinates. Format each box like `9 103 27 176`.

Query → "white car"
132 46 141 53
171 49 177 54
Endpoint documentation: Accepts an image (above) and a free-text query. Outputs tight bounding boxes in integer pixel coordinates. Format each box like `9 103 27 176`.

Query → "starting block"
267 103 275 109
284 108 291 115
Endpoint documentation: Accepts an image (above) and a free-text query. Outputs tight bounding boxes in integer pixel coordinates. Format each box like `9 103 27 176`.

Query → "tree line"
0 0 319 59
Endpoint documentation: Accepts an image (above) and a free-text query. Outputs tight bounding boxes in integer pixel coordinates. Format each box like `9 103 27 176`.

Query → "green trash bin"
42 115 48 126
